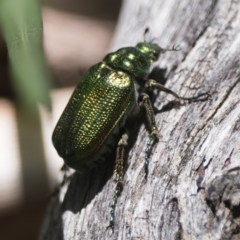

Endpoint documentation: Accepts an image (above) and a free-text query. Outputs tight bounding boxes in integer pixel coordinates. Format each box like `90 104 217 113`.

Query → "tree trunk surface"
40 0 240 239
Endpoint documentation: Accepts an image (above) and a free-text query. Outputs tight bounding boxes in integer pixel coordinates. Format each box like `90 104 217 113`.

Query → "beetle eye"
153 51 160 60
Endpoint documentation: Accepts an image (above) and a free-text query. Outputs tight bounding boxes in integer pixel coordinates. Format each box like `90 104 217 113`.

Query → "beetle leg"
60 164 71 186
141 93 159 178
146 79 211 101
48 164 71 199
108 133 128 230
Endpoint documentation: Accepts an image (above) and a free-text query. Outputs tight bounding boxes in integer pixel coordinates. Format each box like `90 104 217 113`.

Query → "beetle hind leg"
141 93 159 178
108 133 128 230
48 164 72 199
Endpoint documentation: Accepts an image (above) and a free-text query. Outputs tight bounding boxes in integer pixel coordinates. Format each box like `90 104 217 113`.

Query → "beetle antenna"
144 27 149 42
161 44 181 53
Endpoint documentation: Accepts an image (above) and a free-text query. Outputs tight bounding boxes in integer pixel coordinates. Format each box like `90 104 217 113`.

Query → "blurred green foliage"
0 0 51 112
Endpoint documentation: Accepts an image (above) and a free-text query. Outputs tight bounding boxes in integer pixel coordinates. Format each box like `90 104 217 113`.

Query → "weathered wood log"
40 0 240 239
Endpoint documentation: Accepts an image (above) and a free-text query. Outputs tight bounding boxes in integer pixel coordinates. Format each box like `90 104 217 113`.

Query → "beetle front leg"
141 93 159 178
108 133 128 230
146 79 210 101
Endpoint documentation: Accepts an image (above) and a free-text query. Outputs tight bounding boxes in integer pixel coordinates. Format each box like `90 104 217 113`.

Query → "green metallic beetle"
52 37 208 228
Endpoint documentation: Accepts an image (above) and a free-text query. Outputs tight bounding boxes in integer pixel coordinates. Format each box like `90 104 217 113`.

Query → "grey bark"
40 0 240 239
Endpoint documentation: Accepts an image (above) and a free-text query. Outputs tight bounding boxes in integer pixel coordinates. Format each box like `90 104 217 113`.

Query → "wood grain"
40 0 240 239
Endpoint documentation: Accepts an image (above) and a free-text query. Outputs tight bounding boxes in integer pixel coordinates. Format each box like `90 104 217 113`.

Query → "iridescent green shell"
52 62 135 171
52 42 162 172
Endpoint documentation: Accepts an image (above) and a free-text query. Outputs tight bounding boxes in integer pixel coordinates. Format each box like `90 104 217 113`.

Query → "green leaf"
0 0 51 112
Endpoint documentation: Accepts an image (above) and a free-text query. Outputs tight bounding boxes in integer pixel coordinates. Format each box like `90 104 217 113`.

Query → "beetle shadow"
41 158 117 239
61 151 117 212
148 66 168 85
40 194 65 240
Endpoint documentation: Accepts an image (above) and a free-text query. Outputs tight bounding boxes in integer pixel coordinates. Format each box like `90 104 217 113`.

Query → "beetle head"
136 42 163 63
136 28 180 64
